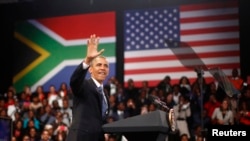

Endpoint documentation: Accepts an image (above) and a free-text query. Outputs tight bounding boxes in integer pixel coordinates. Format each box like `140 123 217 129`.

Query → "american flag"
124 1 240 87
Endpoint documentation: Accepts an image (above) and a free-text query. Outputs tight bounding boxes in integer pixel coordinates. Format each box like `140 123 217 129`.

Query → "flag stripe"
181 26 239 35
184 38 239 47
180 13 239 23
181 32 239 42
125 50 239 63
29 20 116 47
125 56 239 70
125 44 239 58
180 8 238 19
125 63 239 75
180 20 238 30
125 69 234 84
180 1 238 11
37 12 116 40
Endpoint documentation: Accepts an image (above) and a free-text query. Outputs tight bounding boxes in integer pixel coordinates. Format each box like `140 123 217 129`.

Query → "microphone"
148 95 165 105
148 95 177 132
148 95 170 111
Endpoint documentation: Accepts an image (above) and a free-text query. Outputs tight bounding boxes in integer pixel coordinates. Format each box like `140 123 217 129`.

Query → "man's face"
89 57 109 84
42 131 50 140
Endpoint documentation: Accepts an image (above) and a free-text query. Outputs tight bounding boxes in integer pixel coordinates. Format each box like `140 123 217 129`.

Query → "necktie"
98 86 108 118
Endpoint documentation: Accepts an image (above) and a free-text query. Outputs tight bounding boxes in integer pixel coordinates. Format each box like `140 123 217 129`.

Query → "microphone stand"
195 67 207 141
149 95 177 134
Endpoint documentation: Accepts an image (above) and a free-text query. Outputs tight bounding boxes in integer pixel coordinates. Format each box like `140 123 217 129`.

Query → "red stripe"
180 14 239 23
180 0 238 11
124 63 240 75
125 77 216 88
185 38 239 47
125 50 239 63
37 11 115 40
181 26 239 35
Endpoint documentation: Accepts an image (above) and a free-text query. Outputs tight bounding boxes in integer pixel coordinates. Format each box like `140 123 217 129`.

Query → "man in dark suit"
66 34 110 141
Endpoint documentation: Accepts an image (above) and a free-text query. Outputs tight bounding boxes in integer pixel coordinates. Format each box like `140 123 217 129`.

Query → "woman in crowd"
211 98 234 125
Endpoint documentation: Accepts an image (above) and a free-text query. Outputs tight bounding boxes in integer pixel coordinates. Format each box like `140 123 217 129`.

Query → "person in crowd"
13 111 22 124
138 80 152 98
11 136 17 141
0 99 6 112
239 86 250 105
0 107 10 118
41 98 49 108
66 34 110 141
157 75 172 95
58 82 70 98
22 134 31 141
107 95 117 117
111 101 130 121
33 85 46 103
148 103 157 112
189 82 204 130
179 133 189 141
179 76 192 92
44 124 54 140
51 111 68 134
189 124 203 141
29 127 40 141
4 90 15 109
18 92 30 109
51 100 61 116
21 85 33 102
54 129 67 141
237 100 250 125
172 84 182 105
104 76 119 96
7 97 20 121
23 119 39 136
229 68 244 91
114 85 127 104
124 78 139 101
60 98 72 127
136 89 151 108
23 109 40 131
29 94 43 114
19 98 31 120
107 134 118 141
126 98 140 117
207 80 227 103
47 85 60 107
204 94 221 120
40 105 56 129
40 129 52 141
165 93 176 109
211 98 234 125
13 119 25 141
158 89 167 102
140 104 149 115
173 95 191 139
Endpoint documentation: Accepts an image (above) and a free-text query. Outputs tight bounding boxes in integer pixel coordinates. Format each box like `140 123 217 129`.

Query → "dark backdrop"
0 0 249 94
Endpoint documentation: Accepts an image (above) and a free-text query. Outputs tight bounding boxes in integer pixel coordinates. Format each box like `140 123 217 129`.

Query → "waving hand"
85 34 104 65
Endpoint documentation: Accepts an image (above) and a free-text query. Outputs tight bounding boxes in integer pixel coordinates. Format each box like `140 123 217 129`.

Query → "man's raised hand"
85 34 105 64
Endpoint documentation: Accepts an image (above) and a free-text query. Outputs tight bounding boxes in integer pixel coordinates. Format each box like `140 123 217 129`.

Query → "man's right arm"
70 62 89 96
82 60 90 69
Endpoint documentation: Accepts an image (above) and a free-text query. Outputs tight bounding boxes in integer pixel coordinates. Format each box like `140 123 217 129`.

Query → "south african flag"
13 11 116 93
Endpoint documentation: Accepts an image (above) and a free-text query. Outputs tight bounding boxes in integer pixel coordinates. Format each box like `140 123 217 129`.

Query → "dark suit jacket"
66 63 109 141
